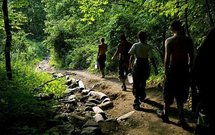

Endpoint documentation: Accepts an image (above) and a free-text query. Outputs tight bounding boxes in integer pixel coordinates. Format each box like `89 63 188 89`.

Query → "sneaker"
121 84 126 91
133 104 141 110
156 110 170 123
178 120 193 131
139 97 145 102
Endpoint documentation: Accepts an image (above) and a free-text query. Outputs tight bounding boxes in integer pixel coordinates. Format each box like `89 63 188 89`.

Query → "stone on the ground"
97 101 113 110
116 111 135 122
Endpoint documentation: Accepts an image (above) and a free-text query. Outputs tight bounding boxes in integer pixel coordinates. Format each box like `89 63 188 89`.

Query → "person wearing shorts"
158 20 194 128
97 38 107 78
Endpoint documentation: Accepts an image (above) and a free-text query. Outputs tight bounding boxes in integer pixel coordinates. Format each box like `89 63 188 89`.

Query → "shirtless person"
97 38 108 78
158 20 194 128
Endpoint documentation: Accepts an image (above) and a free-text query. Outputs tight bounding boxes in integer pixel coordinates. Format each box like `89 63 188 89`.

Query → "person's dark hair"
201 27 215 48
138 30 147 43
170 20 185 35
101 38 105 43
120 33 126 41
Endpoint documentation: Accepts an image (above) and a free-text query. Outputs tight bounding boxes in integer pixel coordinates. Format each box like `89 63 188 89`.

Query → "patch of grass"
0 61 66 134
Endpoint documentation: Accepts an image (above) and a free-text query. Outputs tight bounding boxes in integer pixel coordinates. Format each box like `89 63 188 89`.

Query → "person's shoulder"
118 42 122 46
134 42 141 45
165 36 175 44
166 36 174 41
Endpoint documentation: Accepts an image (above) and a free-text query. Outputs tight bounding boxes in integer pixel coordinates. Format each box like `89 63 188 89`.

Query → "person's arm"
164 39 170 76
128 43 135 72
128 55 134 72
188 39 194 70
97 45 100 60
150 57 158 75
112 45 119 60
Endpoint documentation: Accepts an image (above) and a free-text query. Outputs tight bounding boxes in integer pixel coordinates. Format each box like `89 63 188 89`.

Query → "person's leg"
118 61 123 80
121 78 126 91
177 102 185 122
98 56 104 77
121 63 127 90
163 102 170 122
100 65 105 78
119 61 127 90
176 72 190 126
156 101 170 123
139 63 150 101
101 68 105 78
100 55 106 78
176 101 192 131
139 79 146 102
157 76 173 123
132 72 141 110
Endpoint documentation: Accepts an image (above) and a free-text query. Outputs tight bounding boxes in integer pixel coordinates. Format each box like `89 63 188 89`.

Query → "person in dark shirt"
112 34 132 91
192 27 215 135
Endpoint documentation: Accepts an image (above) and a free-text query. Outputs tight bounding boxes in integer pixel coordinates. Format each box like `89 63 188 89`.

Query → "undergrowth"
0 61 66 134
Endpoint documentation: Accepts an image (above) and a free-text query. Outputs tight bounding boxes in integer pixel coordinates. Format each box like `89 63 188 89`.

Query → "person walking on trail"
192 27 215 135
157 20 194 128
112 34 132 91
128 30 157 110
97 37 108 78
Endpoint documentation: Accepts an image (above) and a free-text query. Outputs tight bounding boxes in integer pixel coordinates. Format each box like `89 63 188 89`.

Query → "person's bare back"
166 35 193 67
98 43 107 56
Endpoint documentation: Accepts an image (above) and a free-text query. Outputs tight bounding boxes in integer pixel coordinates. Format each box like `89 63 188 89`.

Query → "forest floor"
66 69 197 135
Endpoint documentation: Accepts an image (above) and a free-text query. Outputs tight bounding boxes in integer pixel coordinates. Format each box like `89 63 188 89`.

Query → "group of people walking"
97 20 215 135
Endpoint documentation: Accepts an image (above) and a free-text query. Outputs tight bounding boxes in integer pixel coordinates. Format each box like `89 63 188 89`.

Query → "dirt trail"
70 70 196 135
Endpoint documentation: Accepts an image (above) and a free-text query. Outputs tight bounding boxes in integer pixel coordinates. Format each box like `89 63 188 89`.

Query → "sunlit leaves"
0 0 28 32
77 0 108 24
144 0 179 17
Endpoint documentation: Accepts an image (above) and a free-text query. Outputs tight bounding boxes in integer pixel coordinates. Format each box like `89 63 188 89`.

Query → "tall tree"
2 0 12 80
184 0 191 38
205 0 214 26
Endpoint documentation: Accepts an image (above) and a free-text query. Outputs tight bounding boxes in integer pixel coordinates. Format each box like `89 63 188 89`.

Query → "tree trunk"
185 0 191 38
2 0 12 80
205 0 215 27
161 16 167 60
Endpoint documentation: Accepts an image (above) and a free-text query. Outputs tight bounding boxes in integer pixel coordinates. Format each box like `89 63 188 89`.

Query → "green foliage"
11 31 48 63
0 2 214 133
66 44 97 69
78 0 108 24
0 61 66 96
0 61 66 133
42 0 83 68
29 0 215 74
